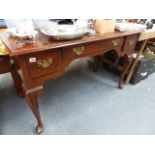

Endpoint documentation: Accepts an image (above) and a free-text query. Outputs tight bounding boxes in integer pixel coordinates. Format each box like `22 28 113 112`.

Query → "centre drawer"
63 37 124 59
26 49 61 78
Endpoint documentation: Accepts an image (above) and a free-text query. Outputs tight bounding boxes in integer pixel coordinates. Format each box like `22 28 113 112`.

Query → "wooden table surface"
138 29 155 41
0 30 141 56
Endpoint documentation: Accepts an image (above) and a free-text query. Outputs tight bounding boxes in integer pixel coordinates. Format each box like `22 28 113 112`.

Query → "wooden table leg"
17 56 44 134
118 55 133 89
11 64 24 97
125 40 147 84
25 89 44 134
93 56 101 72
93 55 104 72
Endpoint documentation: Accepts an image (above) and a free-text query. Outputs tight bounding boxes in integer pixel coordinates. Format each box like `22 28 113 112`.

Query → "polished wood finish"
0 55 11 73
0 30 141 133
26 49 61 78
25 90 44 133
0 30 140 56
122 34 139 54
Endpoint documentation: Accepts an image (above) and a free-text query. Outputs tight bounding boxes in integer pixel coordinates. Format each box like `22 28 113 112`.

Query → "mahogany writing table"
0 30 140 133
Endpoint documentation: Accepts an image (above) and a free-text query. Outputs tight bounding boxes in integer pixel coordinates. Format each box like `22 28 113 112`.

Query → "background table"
125 29 155 84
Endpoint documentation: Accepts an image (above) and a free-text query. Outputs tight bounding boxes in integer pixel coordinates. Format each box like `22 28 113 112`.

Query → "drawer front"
26 49 60 78
63 37 124 59
0 56 11 74
122 34 139 53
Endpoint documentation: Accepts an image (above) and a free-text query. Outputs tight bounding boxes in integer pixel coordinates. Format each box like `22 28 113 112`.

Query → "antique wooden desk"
0 30 140 134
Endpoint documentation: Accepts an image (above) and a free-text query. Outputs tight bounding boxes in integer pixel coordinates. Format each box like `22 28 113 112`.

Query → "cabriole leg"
25 91 44 134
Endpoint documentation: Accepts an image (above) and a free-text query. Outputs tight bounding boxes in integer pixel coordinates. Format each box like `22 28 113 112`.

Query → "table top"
0 29 141 56
138 29 155 41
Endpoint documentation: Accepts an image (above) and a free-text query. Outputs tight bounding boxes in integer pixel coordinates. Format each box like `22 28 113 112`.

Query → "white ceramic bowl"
38 21 86 40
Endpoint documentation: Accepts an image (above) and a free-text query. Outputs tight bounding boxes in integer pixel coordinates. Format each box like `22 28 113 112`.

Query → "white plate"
8 28 38 38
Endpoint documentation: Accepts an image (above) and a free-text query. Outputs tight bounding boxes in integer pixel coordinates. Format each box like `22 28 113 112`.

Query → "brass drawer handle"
72 46 85 55
37 58 53 68
112 39 120 46
129 39 135 46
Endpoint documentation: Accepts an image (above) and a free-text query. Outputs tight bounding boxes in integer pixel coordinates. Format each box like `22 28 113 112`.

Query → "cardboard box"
94 19 115 34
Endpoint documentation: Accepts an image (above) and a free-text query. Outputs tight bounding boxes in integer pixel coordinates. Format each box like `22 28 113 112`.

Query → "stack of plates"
8 28 38 39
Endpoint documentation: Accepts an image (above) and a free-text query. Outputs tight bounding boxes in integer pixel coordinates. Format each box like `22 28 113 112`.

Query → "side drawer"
26 49 61 78
122 34 139 53
63 37 124 59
